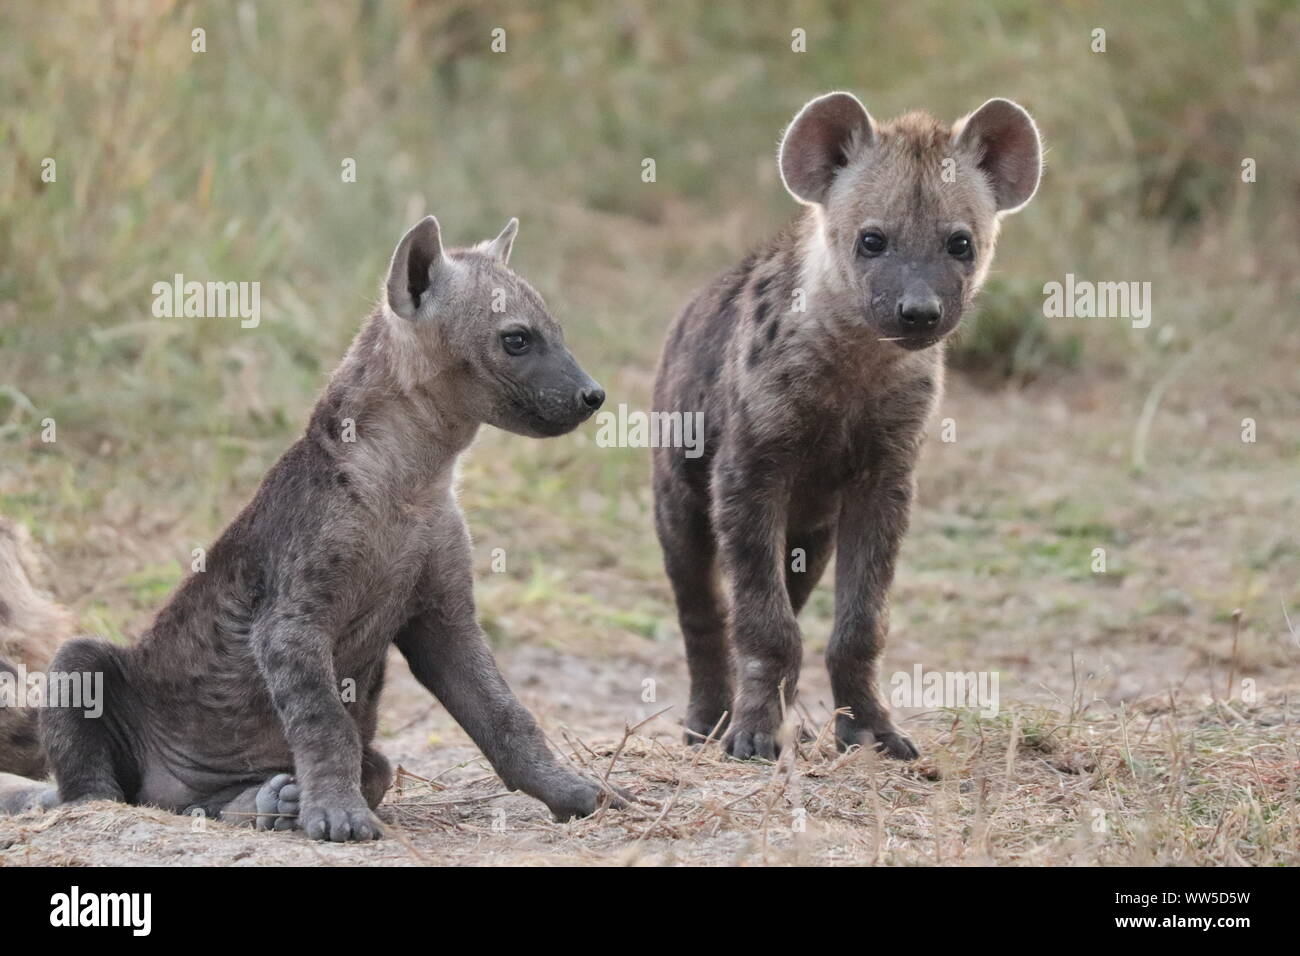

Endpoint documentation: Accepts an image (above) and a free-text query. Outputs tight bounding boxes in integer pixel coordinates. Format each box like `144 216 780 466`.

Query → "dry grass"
5 688 1295 867
439 698 1300 867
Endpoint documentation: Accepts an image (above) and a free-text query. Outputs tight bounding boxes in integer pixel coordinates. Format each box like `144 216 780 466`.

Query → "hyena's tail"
0 517 75 805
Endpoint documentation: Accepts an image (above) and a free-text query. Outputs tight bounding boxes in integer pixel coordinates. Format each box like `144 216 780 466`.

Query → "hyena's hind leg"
40 637 139 804
784 526 834 616
778 527 835 743
361 746 393 810
183 774 299 831
653 485 732 745
197 749 390 833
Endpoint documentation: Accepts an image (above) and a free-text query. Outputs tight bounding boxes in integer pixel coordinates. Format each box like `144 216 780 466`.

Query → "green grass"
3 3 1297 474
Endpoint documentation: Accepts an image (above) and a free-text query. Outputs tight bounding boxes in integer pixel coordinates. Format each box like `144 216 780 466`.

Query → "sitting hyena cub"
4 215 619 840
653 93 1041 759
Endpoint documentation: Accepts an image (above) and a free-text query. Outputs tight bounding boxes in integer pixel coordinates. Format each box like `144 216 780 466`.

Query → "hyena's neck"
307 310 478 499
793 208 851 309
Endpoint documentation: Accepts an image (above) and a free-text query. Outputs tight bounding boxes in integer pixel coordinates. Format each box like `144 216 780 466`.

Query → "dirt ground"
3 381 1296 867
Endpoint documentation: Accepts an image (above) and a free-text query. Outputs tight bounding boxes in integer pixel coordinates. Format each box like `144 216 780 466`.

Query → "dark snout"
528 371 603 436
577 383 605 417
504 346 606 438
529 373 602 434
885 282 955 351
898 290 942 331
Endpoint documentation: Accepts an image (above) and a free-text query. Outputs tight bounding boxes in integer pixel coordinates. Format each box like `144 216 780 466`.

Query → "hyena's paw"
299 796 384 842
542 774 628 822
836 720 920 761
254 773 301 832
725 725 780 761
872 730 920 761
723 704 787 761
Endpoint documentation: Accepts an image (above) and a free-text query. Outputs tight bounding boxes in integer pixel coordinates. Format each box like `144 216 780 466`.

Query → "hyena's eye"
501 330 532 356
858 230 887 257
946 232 973 260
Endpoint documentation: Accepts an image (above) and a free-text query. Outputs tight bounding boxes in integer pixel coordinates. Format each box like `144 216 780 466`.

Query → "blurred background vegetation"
0 1 1296 661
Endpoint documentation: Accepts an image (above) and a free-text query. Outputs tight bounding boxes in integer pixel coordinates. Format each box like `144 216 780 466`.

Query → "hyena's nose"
898 295 942 330
578 386 605 412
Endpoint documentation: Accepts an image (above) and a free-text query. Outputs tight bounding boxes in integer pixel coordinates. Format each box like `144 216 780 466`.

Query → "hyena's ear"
481 217 519 265
779 91 875 205
386 215 446 319
953 99 1042 214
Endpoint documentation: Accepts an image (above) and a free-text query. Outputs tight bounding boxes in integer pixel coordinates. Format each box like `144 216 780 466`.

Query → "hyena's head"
383 215 604 437
780 92 1042 351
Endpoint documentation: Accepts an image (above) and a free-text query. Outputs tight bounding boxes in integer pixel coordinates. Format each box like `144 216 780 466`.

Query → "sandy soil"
2 385 1297 866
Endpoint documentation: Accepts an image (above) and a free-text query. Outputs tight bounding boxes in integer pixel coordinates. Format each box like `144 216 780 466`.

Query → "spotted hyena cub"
653 93 1042 760
2 215 622 838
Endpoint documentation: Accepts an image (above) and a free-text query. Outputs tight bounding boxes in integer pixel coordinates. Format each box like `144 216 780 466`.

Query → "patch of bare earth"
2 382 1296 866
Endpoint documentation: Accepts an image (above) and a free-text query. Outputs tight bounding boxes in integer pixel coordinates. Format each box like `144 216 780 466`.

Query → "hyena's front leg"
252 616 382 842
827 454 921 761
396 531 624 822
714 456 802 760
396 612 623 820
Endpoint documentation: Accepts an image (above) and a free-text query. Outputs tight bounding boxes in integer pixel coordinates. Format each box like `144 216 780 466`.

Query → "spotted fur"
653 93 1042 759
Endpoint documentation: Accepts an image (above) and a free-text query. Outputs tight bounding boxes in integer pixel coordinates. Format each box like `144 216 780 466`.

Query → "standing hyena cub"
4 215 620 839
653 93 1041 759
